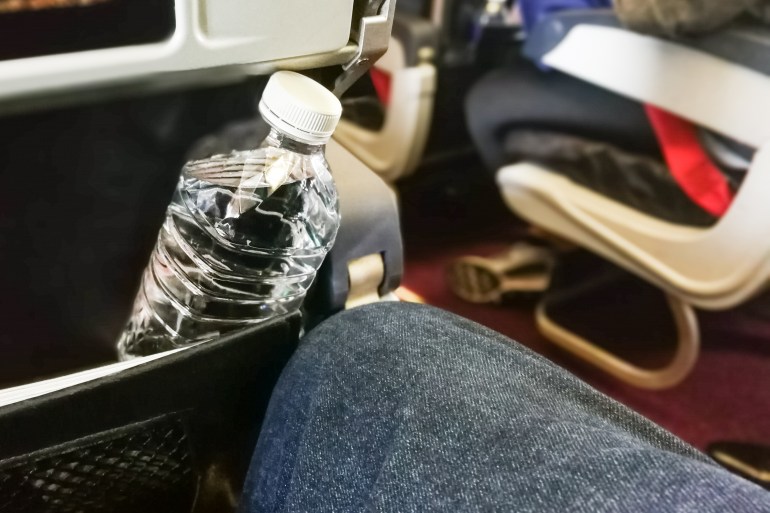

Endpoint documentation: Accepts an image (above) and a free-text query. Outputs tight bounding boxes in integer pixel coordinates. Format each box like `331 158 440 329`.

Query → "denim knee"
297 301 531 373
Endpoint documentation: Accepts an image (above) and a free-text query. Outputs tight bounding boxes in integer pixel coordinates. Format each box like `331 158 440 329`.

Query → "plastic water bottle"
117 71 342 359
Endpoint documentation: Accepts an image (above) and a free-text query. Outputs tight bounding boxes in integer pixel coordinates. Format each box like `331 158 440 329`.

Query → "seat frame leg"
536 294 700 390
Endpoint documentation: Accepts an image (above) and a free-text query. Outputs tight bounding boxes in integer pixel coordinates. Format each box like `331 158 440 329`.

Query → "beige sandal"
448 243 554 304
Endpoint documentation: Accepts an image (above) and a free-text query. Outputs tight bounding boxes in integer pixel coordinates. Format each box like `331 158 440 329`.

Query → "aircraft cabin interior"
0 0 768 511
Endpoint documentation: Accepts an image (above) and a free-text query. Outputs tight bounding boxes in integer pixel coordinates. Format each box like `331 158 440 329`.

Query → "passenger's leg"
241 303 770 512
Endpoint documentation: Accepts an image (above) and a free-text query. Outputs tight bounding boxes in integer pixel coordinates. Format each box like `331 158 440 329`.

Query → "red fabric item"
370 68 392 105
644 105 734 217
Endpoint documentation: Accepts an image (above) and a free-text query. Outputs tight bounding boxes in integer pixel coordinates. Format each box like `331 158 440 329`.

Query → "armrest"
497 143 770 310
391 12 440 67
523 9 622 61
525 10 770 76
309 139 404 313
524 11 770 147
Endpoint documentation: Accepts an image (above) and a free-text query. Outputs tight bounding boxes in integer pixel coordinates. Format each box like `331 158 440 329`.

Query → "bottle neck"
264 127 325 155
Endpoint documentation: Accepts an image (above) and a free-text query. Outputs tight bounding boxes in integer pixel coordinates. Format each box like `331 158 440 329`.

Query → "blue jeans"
241 303 770 512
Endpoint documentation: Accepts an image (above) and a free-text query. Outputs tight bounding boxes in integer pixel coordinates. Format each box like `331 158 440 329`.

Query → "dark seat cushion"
465 55 714 227
501 130 716 227
465 53 660 171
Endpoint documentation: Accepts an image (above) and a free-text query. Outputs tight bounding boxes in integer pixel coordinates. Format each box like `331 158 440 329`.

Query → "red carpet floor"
398 165 770 451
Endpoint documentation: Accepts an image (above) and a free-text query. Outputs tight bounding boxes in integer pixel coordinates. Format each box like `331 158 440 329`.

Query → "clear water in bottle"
117 130 340 359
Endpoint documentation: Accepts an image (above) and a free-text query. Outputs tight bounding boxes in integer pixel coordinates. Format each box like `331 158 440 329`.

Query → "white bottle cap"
258 71 342 145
